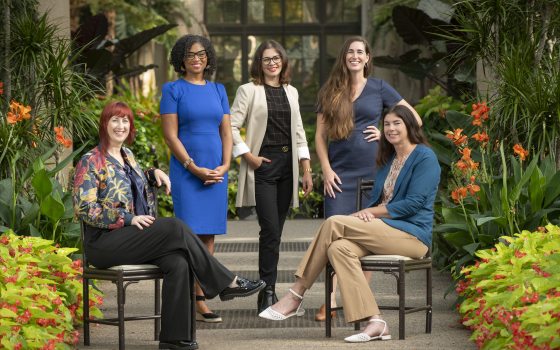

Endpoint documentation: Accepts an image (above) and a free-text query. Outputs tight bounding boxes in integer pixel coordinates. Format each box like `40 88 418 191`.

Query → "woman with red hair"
74 101 265 350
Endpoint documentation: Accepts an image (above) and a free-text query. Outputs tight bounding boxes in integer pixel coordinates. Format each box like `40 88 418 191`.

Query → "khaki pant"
295 215 428 323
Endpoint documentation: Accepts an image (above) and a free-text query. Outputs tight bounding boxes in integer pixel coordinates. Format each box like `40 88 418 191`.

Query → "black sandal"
195 295 222 323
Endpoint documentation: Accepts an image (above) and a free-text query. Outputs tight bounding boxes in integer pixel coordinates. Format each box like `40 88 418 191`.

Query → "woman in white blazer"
230 40 313 314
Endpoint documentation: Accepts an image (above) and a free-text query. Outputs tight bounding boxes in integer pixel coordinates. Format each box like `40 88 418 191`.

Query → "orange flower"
6 100 32 124
471 102 490 126
513 144 529 161
6 111 18 124
451 187 468 203
466 183 480 196
459 147 472 160
471 131 489 145
0 81 3 95
445 129 468 146
54 126 72 148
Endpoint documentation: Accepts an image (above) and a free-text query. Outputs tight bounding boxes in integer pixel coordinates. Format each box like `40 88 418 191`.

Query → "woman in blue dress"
160 34 232 323
314 36 422 320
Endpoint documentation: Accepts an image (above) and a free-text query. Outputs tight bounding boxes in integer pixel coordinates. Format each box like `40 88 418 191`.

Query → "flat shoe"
159 340 199 349
196 311 222 323
259 288 305 321
315 303 337 322
219 277 266 301
344 318 392 342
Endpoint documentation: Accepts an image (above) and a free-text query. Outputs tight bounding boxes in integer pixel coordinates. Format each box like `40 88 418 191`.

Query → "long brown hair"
377 105 428 167
250 40 291 85
317 36 372 140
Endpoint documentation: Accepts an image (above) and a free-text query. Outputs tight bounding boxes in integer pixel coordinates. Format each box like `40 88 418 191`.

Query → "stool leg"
117 276 125 350
325 267 332 337
83 277 90 346
155 278 161 340
426 266 433 333
398 264 405 340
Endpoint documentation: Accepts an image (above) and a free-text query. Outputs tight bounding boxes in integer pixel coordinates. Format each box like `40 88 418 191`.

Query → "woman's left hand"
363 125 381 142
153 169 171 194
302 171 313 197
351 208 375 222
204 164 229 186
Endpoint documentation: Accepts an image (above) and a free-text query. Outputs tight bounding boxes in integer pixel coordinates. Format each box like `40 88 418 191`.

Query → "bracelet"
303 168 313 173
183 157 194 169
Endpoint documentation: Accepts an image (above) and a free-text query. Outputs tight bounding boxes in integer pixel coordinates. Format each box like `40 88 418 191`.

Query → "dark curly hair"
169 34 217 78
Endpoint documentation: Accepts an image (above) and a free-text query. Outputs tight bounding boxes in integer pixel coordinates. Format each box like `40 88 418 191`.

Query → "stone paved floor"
78 219 475 350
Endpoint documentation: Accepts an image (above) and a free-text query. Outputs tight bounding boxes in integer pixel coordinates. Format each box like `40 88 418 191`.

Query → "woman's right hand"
131 215 155 230
245 153 271 170
322 167 342 198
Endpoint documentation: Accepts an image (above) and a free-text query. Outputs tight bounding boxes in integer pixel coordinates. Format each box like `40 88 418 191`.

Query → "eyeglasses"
186 50 207 60
260 55 282 65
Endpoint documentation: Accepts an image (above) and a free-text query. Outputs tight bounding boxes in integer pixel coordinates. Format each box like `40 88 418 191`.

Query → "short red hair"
99 101 136 154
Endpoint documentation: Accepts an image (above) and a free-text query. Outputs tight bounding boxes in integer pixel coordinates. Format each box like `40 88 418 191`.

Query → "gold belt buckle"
281 146 289 152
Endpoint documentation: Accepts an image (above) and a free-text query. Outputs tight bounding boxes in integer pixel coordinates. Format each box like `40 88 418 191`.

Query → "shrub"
0 231 103 350
457 224 560 350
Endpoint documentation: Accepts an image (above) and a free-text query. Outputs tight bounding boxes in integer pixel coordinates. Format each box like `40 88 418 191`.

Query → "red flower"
0 81 4 95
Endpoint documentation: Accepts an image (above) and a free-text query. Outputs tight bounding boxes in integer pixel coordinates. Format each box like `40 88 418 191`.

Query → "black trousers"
254 147 293 286
84 217 235 341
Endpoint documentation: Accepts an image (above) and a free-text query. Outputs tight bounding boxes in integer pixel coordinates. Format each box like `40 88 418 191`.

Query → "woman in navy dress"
314 36 422 320
160 34 232 323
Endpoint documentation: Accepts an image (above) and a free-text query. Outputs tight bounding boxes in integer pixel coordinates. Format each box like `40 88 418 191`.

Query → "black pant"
254 147 293 286
84 217 235 341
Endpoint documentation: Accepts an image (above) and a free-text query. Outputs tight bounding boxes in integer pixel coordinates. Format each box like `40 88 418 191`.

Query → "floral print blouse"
73 145 156 230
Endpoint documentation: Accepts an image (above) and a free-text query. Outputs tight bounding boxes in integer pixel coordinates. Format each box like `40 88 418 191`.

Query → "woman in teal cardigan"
259 104 440 343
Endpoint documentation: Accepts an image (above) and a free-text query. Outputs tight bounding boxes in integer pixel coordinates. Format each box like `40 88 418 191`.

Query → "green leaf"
47 143 87 176
510 156 538 202
40 194 65 222
463 242 480 255
443 231 473 249
529 166 545 212
29 224 41 237
543 170 560 207
476 216 503 226
31 169 52 201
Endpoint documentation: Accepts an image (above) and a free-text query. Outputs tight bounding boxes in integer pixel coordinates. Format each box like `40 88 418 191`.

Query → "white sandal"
344 318 392 342
258 288 306 321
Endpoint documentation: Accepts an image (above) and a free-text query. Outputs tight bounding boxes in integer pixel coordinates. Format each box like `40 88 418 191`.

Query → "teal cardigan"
367 144 440 247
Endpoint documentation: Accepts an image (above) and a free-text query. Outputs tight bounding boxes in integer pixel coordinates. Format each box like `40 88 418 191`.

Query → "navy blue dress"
324 78 402 217
160 79 230 234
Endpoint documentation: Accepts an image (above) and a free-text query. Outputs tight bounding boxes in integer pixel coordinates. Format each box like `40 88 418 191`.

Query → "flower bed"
0 232 103 350
457 224 560 349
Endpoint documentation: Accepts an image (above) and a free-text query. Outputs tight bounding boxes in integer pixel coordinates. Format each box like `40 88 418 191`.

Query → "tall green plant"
450 0 560 164
7 11 98 146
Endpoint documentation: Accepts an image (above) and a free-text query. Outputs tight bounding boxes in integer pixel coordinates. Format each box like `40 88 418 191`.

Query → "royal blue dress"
324 78 402 217
160 79 230 235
